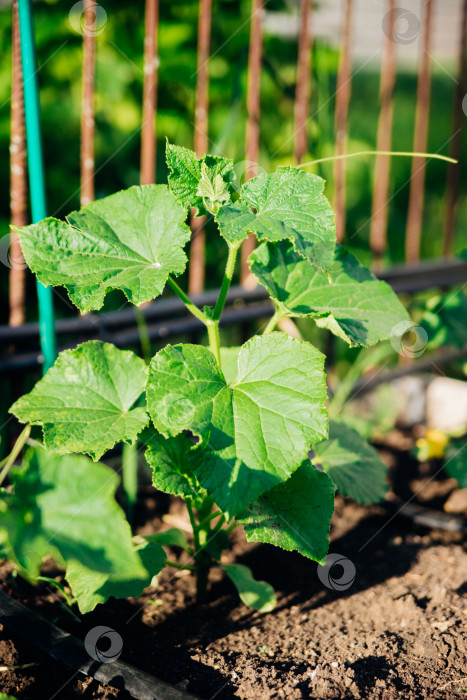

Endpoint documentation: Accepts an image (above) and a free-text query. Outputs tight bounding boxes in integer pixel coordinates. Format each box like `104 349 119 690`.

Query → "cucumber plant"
2 143 410 613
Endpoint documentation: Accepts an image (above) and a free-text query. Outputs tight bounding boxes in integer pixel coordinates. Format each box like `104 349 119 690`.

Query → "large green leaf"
16 185 191 312
142 429 205 499
219 346 241 384
421 290 467 350
142 528 190 550
312 421 388 504
222 563 276 613
444 439 467 488
66 538 166 613
236 462 335 564
0 448 164 613
166 143 234 215
216 167 336 270
249 240 410 346
10 342 148 461
146 333 328 515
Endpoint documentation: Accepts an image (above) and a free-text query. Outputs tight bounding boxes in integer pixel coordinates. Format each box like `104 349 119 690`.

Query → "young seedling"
3 142 410 613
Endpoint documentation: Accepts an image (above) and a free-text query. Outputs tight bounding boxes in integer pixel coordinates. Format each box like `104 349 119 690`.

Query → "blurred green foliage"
0 0 466 326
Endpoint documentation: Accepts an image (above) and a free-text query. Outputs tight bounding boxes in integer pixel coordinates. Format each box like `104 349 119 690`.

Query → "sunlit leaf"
249 240 410 346
146 333 328 515
17 185 190 312
237 462 335 563
217 167 335 269
10 342 148 461
223 563 276 612
312 421 388 504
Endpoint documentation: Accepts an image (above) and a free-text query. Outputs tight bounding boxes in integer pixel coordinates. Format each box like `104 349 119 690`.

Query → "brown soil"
1 442 466 700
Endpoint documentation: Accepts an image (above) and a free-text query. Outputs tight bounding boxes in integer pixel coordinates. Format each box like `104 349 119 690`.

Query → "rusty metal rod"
442 0 467 257
241 0 263 285
334 0 353 243
294 0 312 165
369 0 396 265
405 0 433 263
140 0 159 185
80 0 96 206
189 0 212 295
9 0 28 328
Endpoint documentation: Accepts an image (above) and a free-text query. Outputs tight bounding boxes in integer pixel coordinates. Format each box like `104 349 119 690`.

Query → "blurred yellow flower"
416 429 450 461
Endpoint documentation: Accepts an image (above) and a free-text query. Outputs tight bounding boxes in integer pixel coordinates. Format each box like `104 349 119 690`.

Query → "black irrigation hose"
2 313 465 380
1 258 467 347
0 590 199 700
376 257 467 293
351 345 467 397
0 259 464 697
0 285 269 345
380 499 467 534
0 258 466 374
112 302 275 346
0 498 464 700
0 302 275 373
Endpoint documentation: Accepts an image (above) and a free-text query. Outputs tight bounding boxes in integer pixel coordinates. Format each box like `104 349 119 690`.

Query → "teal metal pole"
17 0 56 373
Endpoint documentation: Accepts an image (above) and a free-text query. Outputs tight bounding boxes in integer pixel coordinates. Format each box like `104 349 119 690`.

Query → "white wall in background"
264 0 463 69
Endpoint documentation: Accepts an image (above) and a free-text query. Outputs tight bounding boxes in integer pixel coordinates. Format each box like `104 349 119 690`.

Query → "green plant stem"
186 500 200 551
122 441 138 522
35 576 74 607
165 560 196 572
134 306 152 365
213 242 240 321
0 425 31 487
299 150 457 169
0 662 38 672
195 563 210 601
167 277 210 325
186 497 218 602
210 513 226 535
262 309 283 335
198 509 223 528
207 322 222 366
224 521 238 535
195 495 215 522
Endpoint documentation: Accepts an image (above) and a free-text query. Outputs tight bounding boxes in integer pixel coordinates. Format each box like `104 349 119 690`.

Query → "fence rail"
2 256 467 374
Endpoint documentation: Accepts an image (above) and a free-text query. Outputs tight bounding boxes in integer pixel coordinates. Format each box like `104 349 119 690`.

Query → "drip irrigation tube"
380 499 467 534
0 590 199 700
0 302 275 373
351 345 467 397
0 285 269 345
1 257 467 350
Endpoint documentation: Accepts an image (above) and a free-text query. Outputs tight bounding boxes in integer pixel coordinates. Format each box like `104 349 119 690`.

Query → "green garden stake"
18 0 56 372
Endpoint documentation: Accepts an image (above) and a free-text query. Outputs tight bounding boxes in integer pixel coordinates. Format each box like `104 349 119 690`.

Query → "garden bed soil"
1 440 466 699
